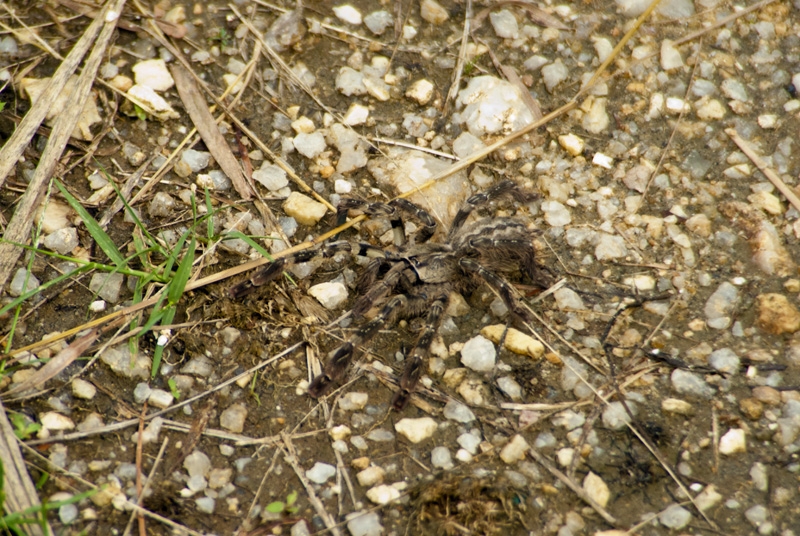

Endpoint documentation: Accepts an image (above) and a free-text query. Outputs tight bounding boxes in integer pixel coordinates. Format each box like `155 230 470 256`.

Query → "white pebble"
40 412 75 431
305 462 336 484
283 192 328 226
308 282 348 309
460 335 496 372
343 103 370 125
499 434 529 464
719 428 746 455
72 379 96 400
395 417 437 443
366 484 400 505
405 79 434 105
582 472 610 507
131 59 174 92
332 5 362 25
147 389 174 409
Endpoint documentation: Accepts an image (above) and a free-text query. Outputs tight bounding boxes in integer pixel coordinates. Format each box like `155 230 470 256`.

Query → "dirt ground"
2 0 800 535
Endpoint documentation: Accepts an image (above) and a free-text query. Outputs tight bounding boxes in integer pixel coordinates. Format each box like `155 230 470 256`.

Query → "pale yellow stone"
481 325 544 359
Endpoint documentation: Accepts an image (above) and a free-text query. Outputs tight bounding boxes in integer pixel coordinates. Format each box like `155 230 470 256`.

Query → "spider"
229 180 540 410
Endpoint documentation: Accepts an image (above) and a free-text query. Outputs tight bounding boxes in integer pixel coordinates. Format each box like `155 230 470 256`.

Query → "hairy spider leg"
352 260 416 316
449 180 535 237
391 292 449 410
467 232 538 281
337 197 438 246
228 240 351 299
459 258 533 324
309 294 410 398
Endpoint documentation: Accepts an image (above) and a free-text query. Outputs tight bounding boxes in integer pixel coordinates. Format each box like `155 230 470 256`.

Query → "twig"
282 434 342 536
528 447 620 527
726 128 800 213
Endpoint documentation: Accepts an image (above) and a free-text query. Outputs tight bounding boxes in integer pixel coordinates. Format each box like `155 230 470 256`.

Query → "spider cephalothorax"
230 180 539 409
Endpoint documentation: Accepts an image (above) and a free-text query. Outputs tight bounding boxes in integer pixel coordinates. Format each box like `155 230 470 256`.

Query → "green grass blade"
224 230 274 261
55 180 126 267
168 237 195 305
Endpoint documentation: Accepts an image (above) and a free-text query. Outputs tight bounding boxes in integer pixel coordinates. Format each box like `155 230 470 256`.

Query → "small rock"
365 429 394 442
184 451 211 478
602 401 633 430
89 272 124 303
364 11 393 35
721 79 749 102
695 97 726 120
253 163 288 191
660 40 683 70
708 348 740 374
489 10 519 39
9 268 40 297
456 76 535 136
346 511 383 536
659 504 691 530
283 192 328 226
704 282 738 330
72 379 96 400
43 228 79 255
542 60 569 93
554 288 585 311
339 392 369 411
195 497 215 514
405 79 434 105
671 369 715 399
148 191 176 218
496 376 523 400
308 282 348 309
756 293 800 334
752 386 781 406
582 97 609 133
661 398 693 415
181 149 211 173
695 485 723 512
420 0 448 24
748 191 783 215
306 462 336 484
431 446 453 469
442 400 475 423
181 355 214 377
558 134 584 156
744 505 771 533
219 403 247 433
541 200 572 227
582 472 610 507
457 378 487 406
293 132 327 159
499 434 529 464
594 233 627 260
460 335 496 372
333 5 362 25
100 345 151 379
395 417 437 443
719 428 746 455
40 412 75 431
336 67 366 96
739 398 764 420
343 103 370 126
131 59 174 92
366 484 400 505
457 432 481 454
147 389 173 409
750 462 768 492
356 466 385 487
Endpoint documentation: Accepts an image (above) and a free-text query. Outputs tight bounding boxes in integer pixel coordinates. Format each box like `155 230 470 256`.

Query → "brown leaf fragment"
170 65 254 200
4 330 98 398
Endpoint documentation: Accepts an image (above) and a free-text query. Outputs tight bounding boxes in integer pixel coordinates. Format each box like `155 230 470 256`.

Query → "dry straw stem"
0 0 126 292
726 128 800 213
0 396 51 536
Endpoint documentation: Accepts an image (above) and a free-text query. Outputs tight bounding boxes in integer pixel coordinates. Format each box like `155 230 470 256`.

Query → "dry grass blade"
0 398 51 536
0 0 111 189
726 128 800 212
171 64 254 200
0 0 126 292
2 329 97 398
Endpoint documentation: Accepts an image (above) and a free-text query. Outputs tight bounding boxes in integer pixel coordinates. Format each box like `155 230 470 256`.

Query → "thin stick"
282 434 342 536
726 128 800 213
528 448 619 527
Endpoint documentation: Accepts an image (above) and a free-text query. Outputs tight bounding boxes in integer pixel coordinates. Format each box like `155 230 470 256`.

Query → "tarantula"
229 180 539 409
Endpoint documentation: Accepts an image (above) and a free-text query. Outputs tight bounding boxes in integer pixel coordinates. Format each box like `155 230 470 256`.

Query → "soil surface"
2 0 800 535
